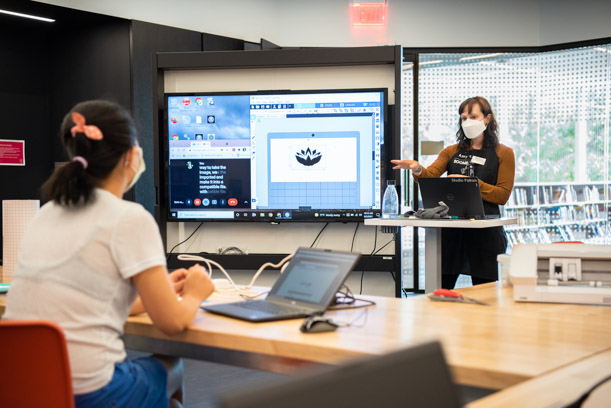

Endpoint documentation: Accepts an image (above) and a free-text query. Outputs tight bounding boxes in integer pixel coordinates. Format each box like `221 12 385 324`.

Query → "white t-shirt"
4 189 166 394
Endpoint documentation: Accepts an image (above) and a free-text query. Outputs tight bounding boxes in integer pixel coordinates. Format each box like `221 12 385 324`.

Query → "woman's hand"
391 159 423 176
391 159 419 170
447 174 468 178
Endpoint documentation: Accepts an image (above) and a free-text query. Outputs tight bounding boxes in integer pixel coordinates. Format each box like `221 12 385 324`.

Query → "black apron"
441 147 508 280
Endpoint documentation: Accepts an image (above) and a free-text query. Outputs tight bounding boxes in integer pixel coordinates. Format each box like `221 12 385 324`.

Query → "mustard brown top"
414 144 515 205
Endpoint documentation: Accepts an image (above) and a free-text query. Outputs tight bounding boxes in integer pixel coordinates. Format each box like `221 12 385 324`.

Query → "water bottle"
382 180 399 218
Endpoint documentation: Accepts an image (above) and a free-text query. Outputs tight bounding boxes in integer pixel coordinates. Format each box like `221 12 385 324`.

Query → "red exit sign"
351 2 386 26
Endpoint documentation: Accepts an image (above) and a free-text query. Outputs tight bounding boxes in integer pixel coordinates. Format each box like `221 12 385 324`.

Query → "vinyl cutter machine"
510 244 611 305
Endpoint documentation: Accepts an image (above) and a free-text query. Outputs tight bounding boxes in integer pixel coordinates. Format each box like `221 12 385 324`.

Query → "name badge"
471 156 486 165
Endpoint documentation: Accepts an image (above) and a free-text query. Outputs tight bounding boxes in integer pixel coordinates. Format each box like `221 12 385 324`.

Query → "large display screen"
163 89 387 222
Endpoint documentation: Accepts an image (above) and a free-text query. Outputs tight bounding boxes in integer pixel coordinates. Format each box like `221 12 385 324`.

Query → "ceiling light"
459 53 503 61
419 60 443 66
0 9 55 22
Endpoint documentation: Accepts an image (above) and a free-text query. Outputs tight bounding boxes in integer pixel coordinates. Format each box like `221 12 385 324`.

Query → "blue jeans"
74 357 168 408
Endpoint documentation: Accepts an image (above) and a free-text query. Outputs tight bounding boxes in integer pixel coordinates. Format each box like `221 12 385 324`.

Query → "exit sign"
351 2 386 26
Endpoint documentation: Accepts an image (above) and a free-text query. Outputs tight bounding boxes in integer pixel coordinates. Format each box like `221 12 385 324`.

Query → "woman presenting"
392 96 515 289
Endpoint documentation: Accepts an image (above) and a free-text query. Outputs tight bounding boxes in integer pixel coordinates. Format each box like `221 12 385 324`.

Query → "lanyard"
467 152 475 177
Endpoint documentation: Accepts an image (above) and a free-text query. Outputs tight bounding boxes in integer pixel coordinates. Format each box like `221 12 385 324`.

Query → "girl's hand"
183 264 215 302
168 268 188 296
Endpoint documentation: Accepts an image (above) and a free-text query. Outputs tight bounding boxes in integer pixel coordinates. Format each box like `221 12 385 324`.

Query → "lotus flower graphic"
295 147 322 166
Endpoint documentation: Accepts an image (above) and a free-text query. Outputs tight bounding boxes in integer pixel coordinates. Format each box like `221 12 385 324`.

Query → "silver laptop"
418 177 488 219
202 248 360 322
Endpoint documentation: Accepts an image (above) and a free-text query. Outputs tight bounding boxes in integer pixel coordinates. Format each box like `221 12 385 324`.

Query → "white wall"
539 0 611 46
33 0 611 48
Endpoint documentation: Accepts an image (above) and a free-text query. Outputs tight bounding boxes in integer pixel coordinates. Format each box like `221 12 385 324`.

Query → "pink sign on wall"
0 139 25 166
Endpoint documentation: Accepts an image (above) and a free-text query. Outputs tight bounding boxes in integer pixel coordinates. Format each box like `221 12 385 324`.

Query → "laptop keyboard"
240 300 305 316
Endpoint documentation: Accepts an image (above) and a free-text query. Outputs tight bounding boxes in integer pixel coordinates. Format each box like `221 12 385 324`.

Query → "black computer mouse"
300 315 339 333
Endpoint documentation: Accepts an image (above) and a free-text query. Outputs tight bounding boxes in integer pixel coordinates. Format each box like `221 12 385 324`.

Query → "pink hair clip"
70 112 103 140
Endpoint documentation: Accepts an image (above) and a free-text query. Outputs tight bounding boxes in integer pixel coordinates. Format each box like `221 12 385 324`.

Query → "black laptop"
202 248 360 322
418 177 487 219
217 341 462 408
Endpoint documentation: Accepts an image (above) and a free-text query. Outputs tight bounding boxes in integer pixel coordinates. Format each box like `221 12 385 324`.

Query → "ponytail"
41 100 137 207
41 160 96 206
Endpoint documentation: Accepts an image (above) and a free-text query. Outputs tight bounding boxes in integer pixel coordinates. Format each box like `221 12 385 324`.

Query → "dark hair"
456 96 499 150
41 100 138 206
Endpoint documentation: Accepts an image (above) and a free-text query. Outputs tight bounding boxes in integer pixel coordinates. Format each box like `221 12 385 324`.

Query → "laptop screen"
268 248 360 306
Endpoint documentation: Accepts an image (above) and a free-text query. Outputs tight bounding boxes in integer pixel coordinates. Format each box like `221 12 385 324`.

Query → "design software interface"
166 90 385 221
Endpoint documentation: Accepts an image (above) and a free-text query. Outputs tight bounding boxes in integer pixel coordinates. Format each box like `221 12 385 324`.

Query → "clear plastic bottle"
382 180 399 218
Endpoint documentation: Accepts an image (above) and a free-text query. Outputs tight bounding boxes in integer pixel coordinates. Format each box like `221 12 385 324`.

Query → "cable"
373 237 397 283
359 232 396 294
564 374 611 408
329 284 377 311
374 237 397 282
309 222 329 248
360 226 378 294
372 238 395 256
177 252 294 294
220 246 246 255
323 308 371 328
166 222 204 261
336 284 356 305
239 290 269 300
350 222 359 252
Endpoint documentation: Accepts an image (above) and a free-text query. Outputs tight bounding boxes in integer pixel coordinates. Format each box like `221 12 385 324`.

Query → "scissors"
428 289 490 306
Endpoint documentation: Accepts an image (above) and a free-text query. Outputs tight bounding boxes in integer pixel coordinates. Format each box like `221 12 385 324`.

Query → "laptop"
202 248 360 322
217 341 462 408
418 177 487 219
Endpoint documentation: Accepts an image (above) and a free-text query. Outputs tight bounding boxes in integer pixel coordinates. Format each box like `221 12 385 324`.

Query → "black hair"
456 96 499 150
41 100 138 206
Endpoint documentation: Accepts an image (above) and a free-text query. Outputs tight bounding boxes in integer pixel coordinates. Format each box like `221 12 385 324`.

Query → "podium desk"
365 217 516 293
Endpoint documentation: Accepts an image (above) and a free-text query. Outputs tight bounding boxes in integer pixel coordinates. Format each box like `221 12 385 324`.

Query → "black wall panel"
203 33 244 51
0 3 131 256
0 1 257 255
0 18 53 256
49 20 132 162
130 20 203 216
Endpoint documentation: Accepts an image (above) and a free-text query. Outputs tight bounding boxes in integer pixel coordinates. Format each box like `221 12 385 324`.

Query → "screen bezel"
161 88 388 223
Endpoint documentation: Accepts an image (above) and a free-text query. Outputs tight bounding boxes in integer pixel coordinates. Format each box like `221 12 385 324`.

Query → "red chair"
0 320 74 408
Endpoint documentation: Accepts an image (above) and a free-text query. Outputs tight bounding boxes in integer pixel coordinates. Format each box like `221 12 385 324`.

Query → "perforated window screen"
407 46 610 184
400 45 611 291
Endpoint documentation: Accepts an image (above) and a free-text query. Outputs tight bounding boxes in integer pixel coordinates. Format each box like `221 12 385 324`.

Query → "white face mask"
461 118 487 140
125 147 145 192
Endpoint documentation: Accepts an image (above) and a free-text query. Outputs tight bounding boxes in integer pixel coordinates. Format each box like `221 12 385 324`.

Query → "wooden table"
467 349 611 408
113 283 611 390
365 217 516 293
3 281 611 391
